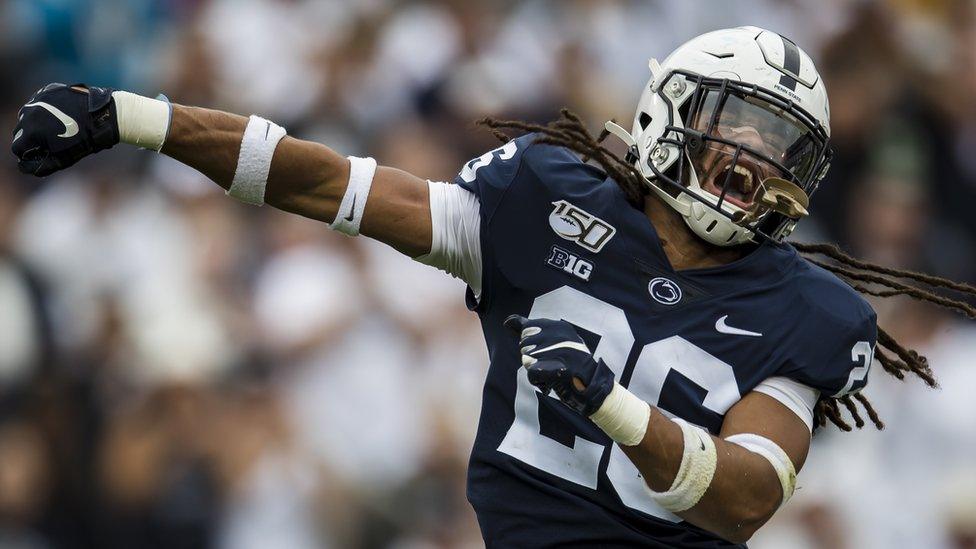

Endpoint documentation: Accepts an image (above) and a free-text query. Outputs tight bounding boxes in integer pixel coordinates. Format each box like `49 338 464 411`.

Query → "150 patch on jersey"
547 245 593 281
548 200 616 253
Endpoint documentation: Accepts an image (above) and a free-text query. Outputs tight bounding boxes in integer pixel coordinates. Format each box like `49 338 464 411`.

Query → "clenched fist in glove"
504 314 616 416
12 83 171 177
11 83 120 176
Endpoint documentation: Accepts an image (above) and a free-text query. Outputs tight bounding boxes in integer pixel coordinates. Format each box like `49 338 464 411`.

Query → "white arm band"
753 376 819 432
227 115 287 205
644 418 718 513
414 181 483 295
589 382 650 446
725 433 797 506
329 156 377 236
111 91 172 151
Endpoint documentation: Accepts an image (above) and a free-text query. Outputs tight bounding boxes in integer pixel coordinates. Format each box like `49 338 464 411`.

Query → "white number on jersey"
459 141 518 183
835 340 874 397
497 285 741 520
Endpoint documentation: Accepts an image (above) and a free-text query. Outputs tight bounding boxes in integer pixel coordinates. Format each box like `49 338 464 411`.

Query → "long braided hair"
477 109 976 432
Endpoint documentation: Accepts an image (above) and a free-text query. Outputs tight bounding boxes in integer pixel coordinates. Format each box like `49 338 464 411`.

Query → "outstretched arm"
160 105 433 256
11 85 433 257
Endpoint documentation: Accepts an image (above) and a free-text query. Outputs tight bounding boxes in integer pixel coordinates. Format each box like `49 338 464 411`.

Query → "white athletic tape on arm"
227 115 287 205
644 418 717 513
330 156 377 236
589 383 651 446
725 433 797 505
753 376 819 432
111 91 172 151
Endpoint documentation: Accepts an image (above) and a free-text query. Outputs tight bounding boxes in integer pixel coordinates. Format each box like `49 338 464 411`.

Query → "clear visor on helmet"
685 89 820 209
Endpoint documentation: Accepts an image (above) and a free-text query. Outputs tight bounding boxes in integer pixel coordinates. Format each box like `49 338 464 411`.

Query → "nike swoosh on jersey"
714 315 762 337
23 101 79 138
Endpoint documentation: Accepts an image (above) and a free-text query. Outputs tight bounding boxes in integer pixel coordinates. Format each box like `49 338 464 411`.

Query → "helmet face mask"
649 71 832 243
623 27 833 247
689 86 823 190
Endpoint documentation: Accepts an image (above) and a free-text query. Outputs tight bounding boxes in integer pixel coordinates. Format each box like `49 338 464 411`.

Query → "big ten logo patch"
547 245 594 281
548 200 616 253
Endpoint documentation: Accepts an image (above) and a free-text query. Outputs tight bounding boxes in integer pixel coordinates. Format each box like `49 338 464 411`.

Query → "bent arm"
621 392 811 544
160 104 433 257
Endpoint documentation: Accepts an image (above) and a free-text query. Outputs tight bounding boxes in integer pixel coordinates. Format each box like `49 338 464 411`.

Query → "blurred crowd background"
0 0 974 548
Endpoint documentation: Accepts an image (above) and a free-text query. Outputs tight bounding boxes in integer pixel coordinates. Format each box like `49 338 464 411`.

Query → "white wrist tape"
227 115 287 205
589 382 651 446
645 418 717 512
330 156 377 236
725 433 797 505
111 91 172 151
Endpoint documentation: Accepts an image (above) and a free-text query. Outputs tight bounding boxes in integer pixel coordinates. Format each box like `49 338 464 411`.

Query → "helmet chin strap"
648 182 693 217
650 180 754 247
674 163 754 246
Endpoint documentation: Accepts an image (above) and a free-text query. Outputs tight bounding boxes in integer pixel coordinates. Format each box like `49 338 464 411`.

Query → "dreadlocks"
477 109 976 432
477 110 649 208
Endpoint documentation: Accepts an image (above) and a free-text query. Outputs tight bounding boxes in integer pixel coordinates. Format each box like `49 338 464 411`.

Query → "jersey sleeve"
444 134 540 308
452 133 540 217
777 282 878 398
413 181 483 296
453 131 606 222
450 133 610 311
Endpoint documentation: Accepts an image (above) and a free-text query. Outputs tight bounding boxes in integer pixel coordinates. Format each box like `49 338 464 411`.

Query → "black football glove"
11 83 119 177
504 314 615 416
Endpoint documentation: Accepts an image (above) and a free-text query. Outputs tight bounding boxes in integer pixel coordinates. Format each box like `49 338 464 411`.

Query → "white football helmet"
606 26 832 246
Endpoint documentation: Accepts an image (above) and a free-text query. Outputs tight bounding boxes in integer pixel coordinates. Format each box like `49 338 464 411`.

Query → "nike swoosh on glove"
504 314 615 416
11 83 119 177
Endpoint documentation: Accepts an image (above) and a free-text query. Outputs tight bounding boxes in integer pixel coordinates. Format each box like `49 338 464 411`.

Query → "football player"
12 26 970 547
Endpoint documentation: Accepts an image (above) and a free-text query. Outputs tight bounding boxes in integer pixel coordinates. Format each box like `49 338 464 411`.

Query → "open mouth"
705 159 762 208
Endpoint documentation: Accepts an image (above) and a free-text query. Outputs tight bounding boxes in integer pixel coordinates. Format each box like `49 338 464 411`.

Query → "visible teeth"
733 165 753 192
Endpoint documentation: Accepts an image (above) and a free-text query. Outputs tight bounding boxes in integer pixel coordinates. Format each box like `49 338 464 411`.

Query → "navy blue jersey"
455 134 877 548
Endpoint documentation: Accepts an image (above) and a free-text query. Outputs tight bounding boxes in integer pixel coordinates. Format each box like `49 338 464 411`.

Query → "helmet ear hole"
638 112 652 130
